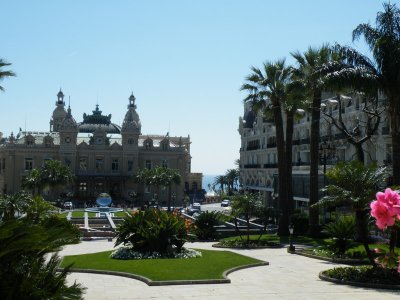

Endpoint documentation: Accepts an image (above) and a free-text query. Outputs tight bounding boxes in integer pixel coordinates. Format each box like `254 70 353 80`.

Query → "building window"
162 159 168 168
79 182 87 192
96 158 104 172
112 159 119 172
128 160 133 172
128 138 134 145
192 182 198 191
65 137 71 144
80 158 87 171
95 182 104 194
145 160 152 170
25 158 33 171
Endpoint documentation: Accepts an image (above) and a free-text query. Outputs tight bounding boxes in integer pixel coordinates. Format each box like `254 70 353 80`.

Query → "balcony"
244 164 261 169
263 163 278 168
266 143 277 148
246 145 260 151
300 138 310 145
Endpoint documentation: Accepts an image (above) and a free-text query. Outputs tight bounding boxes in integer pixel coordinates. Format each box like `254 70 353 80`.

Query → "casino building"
0 90 203 207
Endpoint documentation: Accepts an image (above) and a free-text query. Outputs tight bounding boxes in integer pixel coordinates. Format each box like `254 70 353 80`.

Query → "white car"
221 199 231 207
64 201 73 210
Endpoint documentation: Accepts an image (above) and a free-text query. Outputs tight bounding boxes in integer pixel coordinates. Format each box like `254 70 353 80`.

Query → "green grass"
61 249 262 281
71 211 96 218
113 211 128 217
58 212 69 218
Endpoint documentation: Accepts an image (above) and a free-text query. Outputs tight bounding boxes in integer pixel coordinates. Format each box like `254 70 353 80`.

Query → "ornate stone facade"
0 90 203 207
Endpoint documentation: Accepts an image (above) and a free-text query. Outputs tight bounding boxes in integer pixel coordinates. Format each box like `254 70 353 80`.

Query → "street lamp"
172 192 176 210
319 140 336 223
288 224 295 253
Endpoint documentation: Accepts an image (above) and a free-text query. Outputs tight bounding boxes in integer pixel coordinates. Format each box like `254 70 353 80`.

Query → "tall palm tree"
321 2 400 183
213 175 227 194
225 169 239 194
291 45 336 236
241 59 298 235
0 58 15 91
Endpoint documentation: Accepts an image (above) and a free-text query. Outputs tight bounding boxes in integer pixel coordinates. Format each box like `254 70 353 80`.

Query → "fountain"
85 193 123 217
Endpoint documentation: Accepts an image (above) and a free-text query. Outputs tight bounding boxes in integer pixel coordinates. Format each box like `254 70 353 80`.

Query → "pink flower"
376 188 400 215
371 188 400 230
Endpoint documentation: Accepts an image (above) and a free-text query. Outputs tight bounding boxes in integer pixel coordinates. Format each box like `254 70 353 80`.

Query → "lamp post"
319 140 336 223
288 224 295 253
172 192 176 210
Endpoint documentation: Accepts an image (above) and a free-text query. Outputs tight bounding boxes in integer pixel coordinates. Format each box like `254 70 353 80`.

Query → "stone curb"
319 270 400 290
57 261 269 286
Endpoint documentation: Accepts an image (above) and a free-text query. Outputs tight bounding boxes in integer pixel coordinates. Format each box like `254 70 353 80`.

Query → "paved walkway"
62 240 400 300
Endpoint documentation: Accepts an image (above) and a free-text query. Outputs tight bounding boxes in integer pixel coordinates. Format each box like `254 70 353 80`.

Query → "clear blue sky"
0 0 386 175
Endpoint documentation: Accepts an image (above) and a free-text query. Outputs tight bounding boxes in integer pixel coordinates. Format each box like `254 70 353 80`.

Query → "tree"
322 93 383 163
0 58 15 91
241 59 300 235
231 193 263 245
291 45 337 236
0 195 84 299
321 3 400 183
22 159 74 197
225 169 239 195
213 175 227 194
134 166 181 211
0 192 31 221
313 161 387 266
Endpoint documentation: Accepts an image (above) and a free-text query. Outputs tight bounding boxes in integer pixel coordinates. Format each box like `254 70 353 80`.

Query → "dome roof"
60 106 78 130
78 105 121 134
122 93 141 133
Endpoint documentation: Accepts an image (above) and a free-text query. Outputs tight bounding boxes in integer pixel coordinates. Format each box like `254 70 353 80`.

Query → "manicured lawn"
61 249 262 281
71 211 96 218
113 211 128 217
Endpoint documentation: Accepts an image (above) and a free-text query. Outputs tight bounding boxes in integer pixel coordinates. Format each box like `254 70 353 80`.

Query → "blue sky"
0 0 386 174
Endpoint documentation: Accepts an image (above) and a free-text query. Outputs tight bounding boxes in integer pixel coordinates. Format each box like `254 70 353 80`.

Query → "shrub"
115 209 191 254
323 216 356 255
289 210 309 235
194 211 222 240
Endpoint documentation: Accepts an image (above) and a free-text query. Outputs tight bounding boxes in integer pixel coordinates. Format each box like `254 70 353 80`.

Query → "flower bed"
110 246 202 260
213 239 282 249
320 266 400 290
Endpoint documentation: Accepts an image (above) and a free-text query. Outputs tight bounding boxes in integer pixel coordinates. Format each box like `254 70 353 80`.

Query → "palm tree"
313 161 387 266
225 169 239 195
213 175 227 194
321 3 400 183
0 58 15 91
134 166 181 211
241 59 299 235
22 160 74 197
291 45 336 236
0 192 31 220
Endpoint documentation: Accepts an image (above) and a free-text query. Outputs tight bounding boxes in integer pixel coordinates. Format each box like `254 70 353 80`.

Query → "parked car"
221 199 231 207
63 201 73 210
188 203 201 215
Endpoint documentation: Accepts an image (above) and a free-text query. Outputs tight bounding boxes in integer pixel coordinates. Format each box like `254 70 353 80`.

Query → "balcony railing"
244 164 261 169
266 143 277 148
263 163 278 168
246 146 260 151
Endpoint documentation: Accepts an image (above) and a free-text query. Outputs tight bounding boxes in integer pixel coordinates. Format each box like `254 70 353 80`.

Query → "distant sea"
202 174 217 192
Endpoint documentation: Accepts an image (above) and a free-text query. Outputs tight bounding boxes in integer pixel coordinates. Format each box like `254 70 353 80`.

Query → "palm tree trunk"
273 103 289 236
390 98 400 185
285 110 295 217
308 91 321 236
355 210 376 267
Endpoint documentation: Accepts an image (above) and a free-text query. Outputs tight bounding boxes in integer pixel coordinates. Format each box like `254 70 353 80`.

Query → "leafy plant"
324 266 400 285
323 216 356 255
289 210 309 235
193 211 223 240
115 209 191 254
